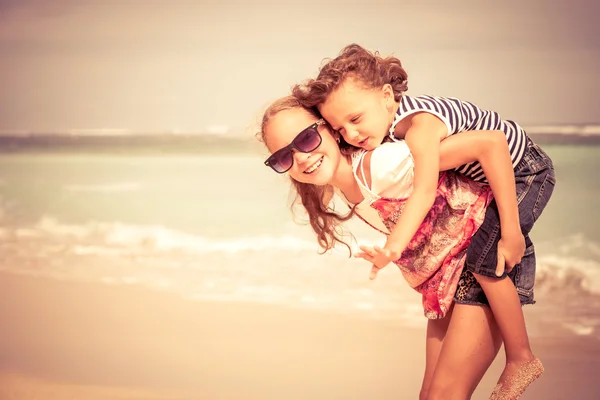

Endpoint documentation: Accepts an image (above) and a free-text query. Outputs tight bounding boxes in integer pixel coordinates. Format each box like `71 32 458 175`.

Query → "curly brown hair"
292 43 409 109
257 95 357 254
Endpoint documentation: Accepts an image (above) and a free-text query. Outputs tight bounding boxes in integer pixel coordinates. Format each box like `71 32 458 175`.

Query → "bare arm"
359 125 524 278
438 130 525 271
438 130 521 237
384 112 446 259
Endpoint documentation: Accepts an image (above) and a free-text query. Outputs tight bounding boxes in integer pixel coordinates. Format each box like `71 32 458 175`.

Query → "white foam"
37 216 96 238
354 302 374 310
31 217 318 255
73 245 126 256
301 295 317 303
561 323 595 336
536 234 600 295
122 276 140 285
16 228 41 238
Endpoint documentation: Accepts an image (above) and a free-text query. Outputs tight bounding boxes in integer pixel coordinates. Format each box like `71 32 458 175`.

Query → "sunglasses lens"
264 124 323 174
294 127 321 152
268 149 293 173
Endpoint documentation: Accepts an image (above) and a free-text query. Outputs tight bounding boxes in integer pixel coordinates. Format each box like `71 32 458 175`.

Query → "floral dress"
350 142 493 319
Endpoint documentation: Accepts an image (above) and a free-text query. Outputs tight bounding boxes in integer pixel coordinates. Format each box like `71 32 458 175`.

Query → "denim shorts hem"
452 299 488 307
453 298 536 307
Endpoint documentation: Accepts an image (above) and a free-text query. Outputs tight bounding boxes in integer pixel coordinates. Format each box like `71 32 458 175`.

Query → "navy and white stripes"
390 95 527 183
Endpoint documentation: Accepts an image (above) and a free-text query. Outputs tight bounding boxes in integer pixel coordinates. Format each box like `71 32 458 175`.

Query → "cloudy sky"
0 0 598 132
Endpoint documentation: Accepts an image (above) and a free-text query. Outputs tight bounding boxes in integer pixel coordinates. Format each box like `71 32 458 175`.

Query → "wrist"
384 242 403 260
499 216 520 233
501 224 522 239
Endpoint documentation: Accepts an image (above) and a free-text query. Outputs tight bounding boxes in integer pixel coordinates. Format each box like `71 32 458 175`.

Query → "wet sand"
0 272 598 399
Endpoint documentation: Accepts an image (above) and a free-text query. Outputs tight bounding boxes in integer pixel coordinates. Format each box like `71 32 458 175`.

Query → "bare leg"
420 304 454 400
427 304 502 400
475 275 544 399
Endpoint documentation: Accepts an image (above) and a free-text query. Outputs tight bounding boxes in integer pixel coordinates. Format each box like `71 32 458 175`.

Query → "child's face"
264 107 342 186
319 78 395 150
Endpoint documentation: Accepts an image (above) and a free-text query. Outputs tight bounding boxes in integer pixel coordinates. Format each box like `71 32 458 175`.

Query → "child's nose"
346 128 360 142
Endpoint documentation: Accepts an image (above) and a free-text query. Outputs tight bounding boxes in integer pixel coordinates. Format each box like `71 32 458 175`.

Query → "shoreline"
0 132 599 156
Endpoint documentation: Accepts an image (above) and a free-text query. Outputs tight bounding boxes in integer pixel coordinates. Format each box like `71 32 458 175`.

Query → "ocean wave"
3 217 600 293
537 256 600 295
33 216 318 253
1 215 600 337
535 234 600 295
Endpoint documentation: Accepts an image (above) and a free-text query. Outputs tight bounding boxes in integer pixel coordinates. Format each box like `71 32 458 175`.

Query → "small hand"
496 232 526 276
354 245 397 280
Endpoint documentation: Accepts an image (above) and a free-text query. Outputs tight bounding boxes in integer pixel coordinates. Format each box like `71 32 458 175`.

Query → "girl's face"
264 107 342 186
319 78 395 151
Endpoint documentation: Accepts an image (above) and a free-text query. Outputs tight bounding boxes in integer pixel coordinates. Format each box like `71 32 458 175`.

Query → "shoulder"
363 142 414 194
371 141 411 163
362 141 411 169
395 94 455 138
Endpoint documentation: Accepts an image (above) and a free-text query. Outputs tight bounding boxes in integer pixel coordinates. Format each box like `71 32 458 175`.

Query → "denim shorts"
454 137 556 306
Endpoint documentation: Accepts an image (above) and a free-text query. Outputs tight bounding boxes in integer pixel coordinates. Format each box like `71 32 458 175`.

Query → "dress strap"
351 150 379 201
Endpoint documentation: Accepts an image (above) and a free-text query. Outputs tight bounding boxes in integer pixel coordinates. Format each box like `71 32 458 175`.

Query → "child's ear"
382 83 395 106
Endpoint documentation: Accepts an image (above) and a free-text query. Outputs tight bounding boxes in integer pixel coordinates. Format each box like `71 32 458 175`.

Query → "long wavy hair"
257 95 357 254
292 43 409 108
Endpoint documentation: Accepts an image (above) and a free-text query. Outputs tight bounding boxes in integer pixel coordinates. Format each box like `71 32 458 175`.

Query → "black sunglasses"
264 120 325 173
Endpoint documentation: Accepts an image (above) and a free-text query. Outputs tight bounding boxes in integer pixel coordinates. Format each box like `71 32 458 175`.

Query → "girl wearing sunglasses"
259 95 541 400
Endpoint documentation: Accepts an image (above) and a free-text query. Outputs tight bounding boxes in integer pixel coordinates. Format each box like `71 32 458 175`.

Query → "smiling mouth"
303 156 324 174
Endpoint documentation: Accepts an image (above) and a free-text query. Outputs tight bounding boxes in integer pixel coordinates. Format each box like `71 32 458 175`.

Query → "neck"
390 99 403 136
329 154 361 202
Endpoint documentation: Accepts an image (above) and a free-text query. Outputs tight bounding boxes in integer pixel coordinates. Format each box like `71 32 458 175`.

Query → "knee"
425 383 444 400
426 383 469 400
424 388 443 400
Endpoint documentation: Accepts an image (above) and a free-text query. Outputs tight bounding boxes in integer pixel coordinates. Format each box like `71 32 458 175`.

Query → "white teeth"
304 157 323 174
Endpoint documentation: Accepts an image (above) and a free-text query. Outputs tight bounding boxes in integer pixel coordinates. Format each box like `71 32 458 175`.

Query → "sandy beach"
0 272 598 399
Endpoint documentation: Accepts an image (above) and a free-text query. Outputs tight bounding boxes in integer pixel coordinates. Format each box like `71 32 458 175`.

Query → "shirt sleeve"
399 95 475 137
369 141 415 199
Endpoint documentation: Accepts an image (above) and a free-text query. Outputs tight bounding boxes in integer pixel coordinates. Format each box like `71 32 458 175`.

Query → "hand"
495 232 526 276
354 245 398 280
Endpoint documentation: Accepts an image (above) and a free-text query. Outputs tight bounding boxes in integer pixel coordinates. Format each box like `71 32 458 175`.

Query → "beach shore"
0 272 598 399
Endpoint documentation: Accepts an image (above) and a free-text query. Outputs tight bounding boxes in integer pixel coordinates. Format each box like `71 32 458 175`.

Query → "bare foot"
489 357 544 400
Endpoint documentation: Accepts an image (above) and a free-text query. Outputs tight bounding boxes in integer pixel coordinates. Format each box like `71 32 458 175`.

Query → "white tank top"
336 141 416 234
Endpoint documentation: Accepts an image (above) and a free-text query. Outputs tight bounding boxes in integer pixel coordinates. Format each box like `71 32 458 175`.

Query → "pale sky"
0 0 599 132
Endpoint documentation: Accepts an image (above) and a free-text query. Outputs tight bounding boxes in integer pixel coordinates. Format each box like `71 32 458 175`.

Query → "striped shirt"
389 94 528 183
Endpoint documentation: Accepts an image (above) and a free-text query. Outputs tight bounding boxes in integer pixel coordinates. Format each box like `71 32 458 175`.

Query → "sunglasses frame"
264 119 326 174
